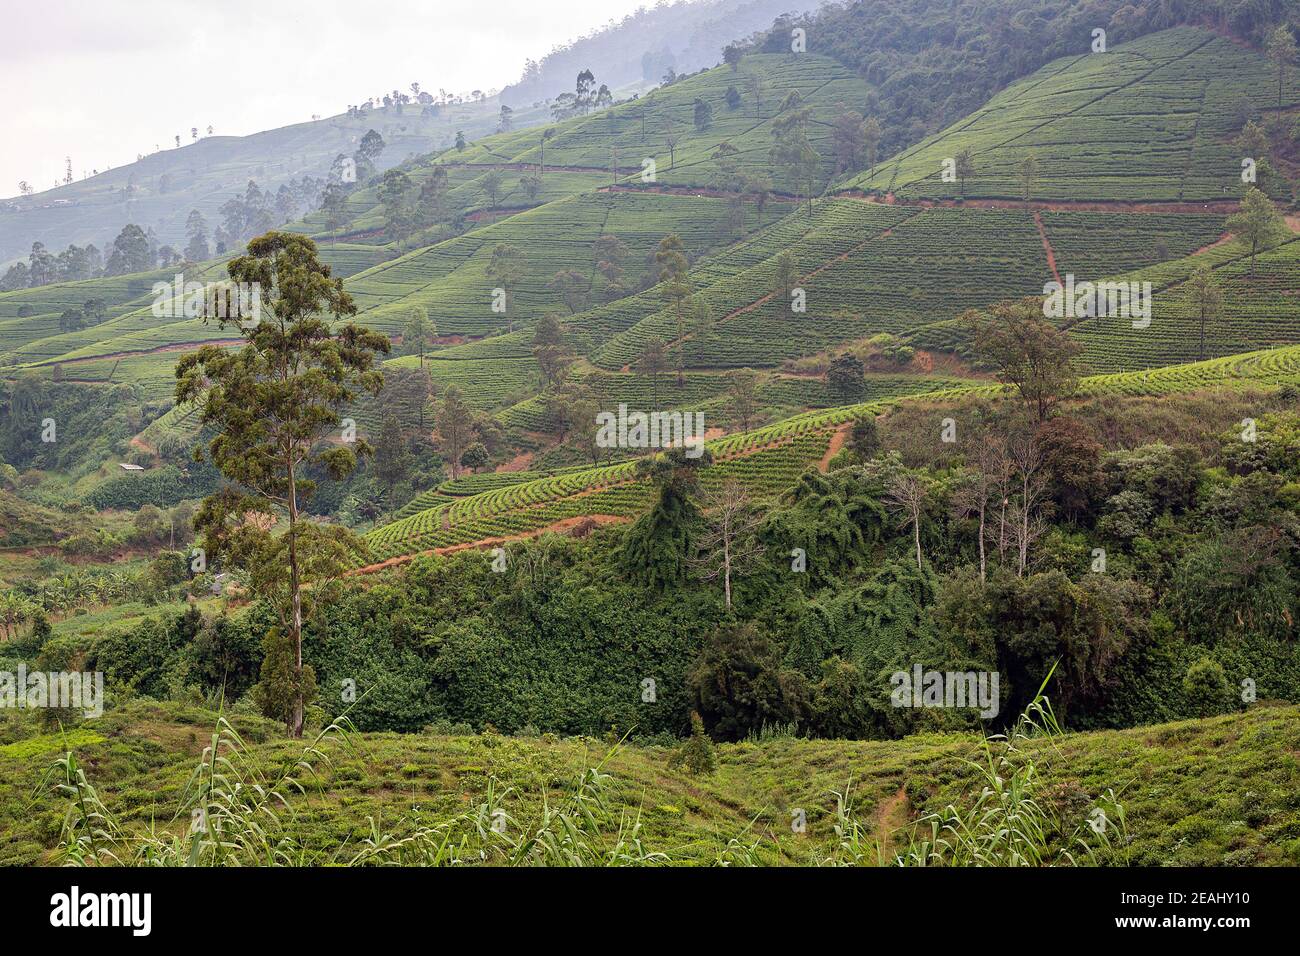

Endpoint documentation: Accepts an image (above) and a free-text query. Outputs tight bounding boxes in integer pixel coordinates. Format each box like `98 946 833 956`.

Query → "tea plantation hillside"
6 1 1300 884
1 698 1297 866
342 190 793 339
841 27 1300 202
2 24 1298 501
358 344 1300 566
287 51 874 250
588 201 1230 371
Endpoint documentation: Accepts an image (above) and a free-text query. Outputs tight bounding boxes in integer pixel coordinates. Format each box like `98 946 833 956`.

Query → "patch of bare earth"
818 422 853 471
496 451 534 473
874 786 911 859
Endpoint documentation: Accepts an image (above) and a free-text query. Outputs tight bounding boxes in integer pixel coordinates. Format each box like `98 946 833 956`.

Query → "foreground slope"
2 699 1296 865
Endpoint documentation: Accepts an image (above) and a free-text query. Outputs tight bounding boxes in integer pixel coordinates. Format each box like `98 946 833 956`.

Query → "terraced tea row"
1070 236 1300 373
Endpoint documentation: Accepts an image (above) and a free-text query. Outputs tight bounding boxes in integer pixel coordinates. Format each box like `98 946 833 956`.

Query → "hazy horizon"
1 0 660 198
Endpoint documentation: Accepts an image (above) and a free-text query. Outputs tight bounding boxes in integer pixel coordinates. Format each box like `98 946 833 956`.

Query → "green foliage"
843 27 1299 202
896 683 1128 867
1183 657 1233 717
252 627 318 727
621 447 713 589
669 712 717 775
689 623 807 742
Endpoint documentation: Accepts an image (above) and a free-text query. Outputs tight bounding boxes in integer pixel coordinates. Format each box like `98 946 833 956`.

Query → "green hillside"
0 98 552 267
4 26 1297 484
344 189 791 338
842 28 1300 202
2 699 1297 866
288 50 873 253
591 200 1226 370
6 1 1300 886
359 344 1300 566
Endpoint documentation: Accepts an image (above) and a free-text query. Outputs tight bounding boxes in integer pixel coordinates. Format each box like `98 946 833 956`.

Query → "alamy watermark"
0 664 104 718
151 274 261 328
1043 274 1152 329
595 404 705 458
890 665 999 719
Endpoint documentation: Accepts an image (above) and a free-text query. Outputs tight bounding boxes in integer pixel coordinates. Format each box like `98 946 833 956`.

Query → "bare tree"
951 431 1008 583
661 114 681 169
1007 502 1049 579
1008 427 1049 576
689 479 765 609
885 471 929 571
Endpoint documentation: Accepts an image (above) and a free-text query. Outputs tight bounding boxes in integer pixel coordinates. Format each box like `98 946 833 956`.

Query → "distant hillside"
499 0 829 107
0 97 548 268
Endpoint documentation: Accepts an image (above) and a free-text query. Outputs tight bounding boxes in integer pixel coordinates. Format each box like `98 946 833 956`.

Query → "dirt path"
1188 232 1235 256
1033 211 1063 287
817 421 853 471
874 786 910 860
128 435 155 456
495 451 535 473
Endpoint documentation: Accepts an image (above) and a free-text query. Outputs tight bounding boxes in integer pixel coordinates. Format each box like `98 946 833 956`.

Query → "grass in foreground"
1 699 1297 866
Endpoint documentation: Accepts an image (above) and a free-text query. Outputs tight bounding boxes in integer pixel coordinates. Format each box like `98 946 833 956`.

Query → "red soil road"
1033 211 1063 288
1188 232 1234 256
817 421 853 472
350 514 629 574
874 786 911 859
495 451 535 473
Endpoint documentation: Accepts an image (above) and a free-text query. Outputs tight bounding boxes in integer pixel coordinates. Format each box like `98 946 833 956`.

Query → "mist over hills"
499 0 828 106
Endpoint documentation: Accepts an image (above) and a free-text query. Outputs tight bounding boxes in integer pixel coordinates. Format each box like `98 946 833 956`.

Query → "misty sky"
1 0 657 195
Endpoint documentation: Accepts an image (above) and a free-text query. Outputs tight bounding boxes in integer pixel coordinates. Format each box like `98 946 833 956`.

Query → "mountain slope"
841 27 1300 201
359 344 1300 567
499 0 829 106
0 98 546 267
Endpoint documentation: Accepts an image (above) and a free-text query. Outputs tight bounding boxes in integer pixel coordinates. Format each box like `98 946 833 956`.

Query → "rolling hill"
0 97 551 268
5 26 1300 477
4 1 1300 886
842 27 1300 202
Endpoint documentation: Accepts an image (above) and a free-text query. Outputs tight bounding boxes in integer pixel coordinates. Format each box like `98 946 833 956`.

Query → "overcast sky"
1 0 657 195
